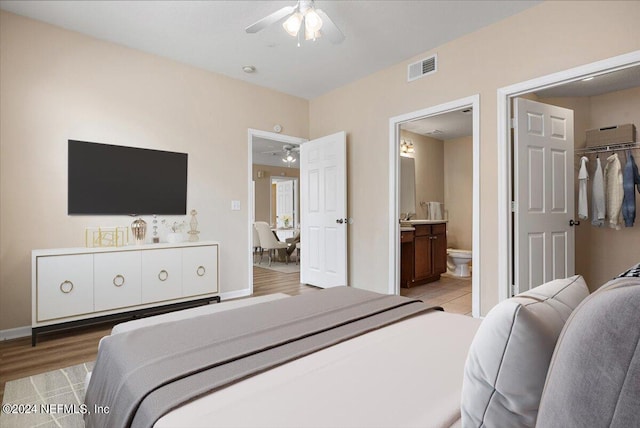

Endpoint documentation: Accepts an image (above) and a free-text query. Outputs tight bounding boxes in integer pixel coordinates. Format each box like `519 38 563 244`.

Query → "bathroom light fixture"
242 65 256 73
400 138 415 154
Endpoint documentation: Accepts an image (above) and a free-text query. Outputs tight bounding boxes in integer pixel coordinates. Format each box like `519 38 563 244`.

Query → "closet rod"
575 141 640 155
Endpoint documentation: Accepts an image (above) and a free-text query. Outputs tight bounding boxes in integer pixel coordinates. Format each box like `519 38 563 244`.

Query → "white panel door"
276 180 294 228
300 131 347 288
514 98 574 294
94 251 141 312
182 245 218 297
141 248 182 303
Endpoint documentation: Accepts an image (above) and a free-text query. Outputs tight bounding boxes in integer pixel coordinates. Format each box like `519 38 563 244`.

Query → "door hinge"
510 283 518 297
511 201 517 212
510 118 516 129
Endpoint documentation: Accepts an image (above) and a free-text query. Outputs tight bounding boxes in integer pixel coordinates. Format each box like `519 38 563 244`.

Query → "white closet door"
514 98 575 294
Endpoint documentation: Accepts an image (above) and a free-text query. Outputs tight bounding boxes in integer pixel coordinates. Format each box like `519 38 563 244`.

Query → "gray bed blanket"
84 286 433 428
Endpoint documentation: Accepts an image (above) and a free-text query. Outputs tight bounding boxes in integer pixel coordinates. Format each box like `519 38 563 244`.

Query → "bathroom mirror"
400 156 416 219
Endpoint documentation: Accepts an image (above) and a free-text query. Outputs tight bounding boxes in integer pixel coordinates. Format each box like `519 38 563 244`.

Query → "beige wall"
252 164 300 225
541 87 640 291
401 130 444 219
0 12 309 330
1 2 639 329
309 1 640 312
444 136 473 251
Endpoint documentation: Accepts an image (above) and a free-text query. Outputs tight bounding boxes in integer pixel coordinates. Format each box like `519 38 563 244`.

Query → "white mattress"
154 310 481 428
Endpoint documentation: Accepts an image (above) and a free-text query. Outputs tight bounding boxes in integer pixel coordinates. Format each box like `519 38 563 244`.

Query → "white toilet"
447 248 472 277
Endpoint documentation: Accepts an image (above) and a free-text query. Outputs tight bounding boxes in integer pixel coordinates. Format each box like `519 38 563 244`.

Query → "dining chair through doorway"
254 221 289 266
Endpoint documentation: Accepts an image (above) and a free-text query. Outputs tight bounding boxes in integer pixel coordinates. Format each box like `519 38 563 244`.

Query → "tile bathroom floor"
401 275 472 316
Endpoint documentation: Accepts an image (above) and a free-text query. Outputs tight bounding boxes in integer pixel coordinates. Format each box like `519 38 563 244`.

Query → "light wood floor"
0 267 471 402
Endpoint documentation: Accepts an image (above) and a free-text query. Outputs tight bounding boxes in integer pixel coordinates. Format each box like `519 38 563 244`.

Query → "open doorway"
389 95 481 318
270 176 298 233
247 129 305 294
498 50 640 301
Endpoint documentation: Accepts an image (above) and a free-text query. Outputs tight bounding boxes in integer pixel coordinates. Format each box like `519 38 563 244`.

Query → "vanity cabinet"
400 223 447 288
32 241 219 345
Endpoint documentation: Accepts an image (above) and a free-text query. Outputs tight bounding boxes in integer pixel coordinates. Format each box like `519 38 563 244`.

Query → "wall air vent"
407 54 437 82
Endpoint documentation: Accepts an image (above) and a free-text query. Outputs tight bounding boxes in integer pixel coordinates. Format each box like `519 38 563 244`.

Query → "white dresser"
31 241 219 345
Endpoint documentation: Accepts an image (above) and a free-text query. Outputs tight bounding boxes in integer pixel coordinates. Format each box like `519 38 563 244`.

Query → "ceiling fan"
261 145 300 166
245 0 345 46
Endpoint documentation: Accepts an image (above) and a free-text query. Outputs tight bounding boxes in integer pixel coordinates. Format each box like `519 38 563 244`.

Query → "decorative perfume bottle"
188 209 200 242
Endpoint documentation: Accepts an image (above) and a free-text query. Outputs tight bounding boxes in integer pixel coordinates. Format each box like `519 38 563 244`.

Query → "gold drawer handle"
197 266 206 277
113 274 125 287
60 280 74 294
158 270 169 282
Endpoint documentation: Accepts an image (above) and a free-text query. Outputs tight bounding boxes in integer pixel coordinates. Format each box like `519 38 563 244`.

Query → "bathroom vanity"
400 221 447 288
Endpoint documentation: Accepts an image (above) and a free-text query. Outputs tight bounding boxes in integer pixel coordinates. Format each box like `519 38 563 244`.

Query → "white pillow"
460 275 589 428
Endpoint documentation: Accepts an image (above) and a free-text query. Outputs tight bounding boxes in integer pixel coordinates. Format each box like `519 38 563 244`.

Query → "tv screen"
68 140 188 215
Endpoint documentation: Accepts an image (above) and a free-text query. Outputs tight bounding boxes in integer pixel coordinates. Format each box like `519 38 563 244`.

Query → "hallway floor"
400 275 472 316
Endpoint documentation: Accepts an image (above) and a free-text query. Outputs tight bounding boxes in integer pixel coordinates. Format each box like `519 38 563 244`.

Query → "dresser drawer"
36 254 93 321
94 251 142 312
141 248 183 303
182 245 218 297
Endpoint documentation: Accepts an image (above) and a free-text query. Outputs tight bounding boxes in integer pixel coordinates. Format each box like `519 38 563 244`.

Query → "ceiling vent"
407 54 437 82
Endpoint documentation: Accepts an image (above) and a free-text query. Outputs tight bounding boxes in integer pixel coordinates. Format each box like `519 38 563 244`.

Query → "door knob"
569 219 581 226
336 219 344 224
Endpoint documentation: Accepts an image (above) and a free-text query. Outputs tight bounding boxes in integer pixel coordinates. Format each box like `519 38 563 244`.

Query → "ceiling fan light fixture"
304 9 323 33
282 150 297 166
305 26 320 41
245 0 344 45
283 12 303 37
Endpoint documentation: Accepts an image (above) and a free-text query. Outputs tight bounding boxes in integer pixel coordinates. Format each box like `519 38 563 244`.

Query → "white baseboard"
219 288 252 301
0 325 31 341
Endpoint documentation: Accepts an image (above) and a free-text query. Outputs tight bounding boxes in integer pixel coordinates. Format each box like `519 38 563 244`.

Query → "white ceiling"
534 65 640 98
253 137 300 168
402 108 473 141
0 0 540 100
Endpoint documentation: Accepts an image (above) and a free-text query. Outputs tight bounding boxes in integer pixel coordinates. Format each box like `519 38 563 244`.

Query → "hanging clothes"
591 156 605 227
621 151 640 227
604 153 624 230
578 156 589 220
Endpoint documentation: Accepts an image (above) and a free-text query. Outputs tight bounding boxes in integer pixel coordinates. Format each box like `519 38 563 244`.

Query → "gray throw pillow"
461 275 589 428
536 277 640 427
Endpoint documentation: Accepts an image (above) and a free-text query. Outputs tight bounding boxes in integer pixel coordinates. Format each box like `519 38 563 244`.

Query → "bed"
84 288 481 428
85 267 640 428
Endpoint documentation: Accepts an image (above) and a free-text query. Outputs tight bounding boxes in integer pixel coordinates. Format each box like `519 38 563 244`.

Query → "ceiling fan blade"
315 9 345 44
245 6 296 34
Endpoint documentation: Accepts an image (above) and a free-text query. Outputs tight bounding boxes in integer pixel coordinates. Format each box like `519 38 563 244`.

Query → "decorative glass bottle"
188 209 200 242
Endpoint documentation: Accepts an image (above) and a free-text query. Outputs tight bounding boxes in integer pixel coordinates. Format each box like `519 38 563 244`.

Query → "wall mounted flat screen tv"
68 140 188 215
